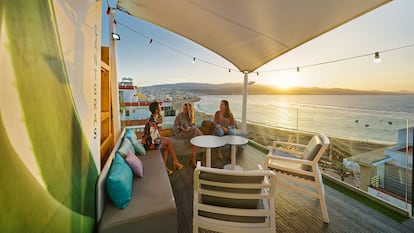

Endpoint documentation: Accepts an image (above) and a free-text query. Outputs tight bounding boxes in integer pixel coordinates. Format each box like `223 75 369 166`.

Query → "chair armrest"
268 145 303 157
272 141 306 155
272 140 306 149
265 154 314 166
257 164 272 195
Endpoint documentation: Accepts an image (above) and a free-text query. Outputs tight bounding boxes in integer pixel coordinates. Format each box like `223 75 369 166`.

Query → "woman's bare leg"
162 137 182 169
190 145 198 167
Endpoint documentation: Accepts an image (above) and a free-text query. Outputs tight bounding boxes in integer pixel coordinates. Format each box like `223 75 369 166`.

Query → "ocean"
194 95 414 143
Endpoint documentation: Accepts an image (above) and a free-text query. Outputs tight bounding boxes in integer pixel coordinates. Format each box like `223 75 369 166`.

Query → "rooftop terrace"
167 142 414 233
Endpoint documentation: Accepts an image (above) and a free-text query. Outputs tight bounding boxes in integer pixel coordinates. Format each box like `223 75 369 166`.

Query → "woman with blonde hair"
173 102 203 167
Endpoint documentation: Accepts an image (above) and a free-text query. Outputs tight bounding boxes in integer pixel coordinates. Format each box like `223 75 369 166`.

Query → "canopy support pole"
241 72 248 134
109 9 121 139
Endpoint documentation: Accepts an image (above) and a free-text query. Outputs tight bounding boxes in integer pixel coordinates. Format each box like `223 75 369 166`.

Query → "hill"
142 82 413 95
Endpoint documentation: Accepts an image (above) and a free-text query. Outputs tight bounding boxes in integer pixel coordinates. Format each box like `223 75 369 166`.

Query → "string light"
111 33 121 41
374 52 381 63
114 16 414 75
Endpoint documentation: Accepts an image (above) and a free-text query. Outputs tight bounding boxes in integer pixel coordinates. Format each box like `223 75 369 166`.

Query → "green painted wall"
0 1 100 232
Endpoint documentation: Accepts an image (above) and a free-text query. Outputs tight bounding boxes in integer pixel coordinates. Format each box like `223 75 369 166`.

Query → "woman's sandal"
173 161 183 170
166 167 174 176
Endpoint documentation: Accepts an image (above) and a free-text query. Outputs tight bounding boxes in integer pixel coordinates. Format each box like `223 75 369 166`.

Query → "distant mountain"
142 82 413 95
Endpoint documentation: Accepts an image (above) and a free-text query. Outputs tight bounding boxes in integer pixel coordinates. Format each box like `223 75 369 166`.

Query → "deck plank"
167 142 414 233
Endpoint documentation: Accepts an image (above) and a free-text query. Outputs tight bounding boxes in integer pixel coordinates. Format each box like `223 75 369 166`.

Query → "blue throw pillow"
130 138 146 155
106 153 133 208
125 128 137 140
118 138 135 158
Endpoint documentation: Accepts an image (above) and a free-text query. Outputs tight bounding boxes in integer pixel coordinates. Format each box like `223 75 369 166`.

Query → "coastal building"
118 78 176 128
350 127 413 215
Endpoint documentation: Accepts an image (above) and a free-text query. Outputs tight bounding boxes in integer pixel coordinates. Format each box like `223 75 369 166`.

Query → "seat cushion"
302 135 322 161
301 135 322 171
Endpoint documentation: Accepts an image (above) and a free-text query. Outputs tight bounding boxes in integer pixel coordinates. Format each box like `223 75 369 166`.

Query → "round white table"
222 135 248 170
190 135 227 167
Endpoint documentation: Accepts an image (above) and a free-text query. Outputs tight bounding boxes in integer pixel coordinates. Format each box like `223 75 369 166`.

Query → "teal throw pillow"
125 128 137 140
118 138 135 158
106 153 133 208
130 138 146 155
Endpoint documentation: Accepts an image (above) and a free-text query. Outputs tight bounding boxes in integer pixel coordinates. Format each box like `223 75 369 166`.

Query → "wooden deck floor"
167 142 414 233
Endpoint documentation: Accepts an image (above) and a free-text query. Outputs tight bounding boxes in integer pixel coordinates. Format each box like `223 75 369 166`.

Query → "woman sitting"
213 100 242 159
173 103 203 168
143 102 183 175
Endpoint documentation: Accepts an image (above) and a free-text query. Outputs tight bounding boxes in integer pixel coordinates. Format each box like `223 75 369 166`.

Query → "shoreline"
173 98 390 160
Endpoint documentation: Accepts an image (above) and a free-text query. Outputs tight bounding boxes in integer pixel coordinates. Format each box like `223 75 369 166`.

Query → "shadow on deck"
167 141 414 233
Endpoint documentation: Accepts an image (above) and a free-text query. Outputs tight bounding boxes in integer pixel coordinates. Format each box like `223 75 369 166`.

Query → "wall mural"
0 1 100 232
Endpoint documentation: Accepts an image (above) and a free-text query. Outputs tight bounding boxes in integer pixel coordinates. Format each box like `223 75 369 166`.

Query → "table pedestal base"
223 164 243 171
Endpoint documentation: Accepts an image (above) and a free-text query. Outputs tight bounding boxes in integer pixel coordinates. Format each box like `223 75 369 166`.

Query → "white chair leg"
193 220 198 233
317 180 329 223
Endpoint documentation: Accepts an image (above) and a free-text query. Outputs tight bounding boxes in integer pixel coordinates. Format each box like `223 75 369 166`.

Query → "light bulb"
374 52 381 63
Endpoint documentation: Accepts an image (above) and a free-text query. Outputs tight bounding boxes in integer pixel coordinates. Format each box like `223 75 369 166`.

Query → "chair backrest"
193 164 276 232
301 133 330 170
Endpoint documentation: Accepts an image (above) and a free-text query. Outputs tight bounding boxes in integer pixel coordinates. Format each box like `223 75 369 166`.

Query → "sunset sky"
102 0 414 92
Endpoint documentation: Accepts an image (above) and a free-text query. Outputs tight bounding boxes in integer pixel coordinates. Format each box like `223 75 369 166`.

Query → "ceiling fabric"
116 0 391 73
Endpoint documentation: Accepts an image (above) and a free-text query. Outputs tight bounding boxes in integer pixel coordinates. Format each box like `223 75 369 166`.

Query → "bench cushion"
98 150 177 233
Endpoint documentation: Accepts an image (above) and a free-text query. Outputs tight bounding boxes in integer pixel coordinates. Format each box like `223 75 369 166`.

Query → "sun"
263 72 302 90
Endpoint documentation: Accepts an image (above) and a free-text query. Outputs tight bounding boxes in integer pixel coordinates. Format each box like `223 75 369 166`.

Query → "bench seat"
96 129 177 233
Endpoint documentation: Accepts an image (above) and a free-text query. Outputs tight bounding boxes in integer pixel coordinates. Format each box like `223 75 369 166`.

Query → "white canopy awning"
117 0 391 73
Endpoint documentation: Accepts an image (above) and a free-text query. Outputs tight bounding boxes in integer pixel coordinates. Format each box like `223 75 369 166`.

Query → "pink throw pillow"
125 150 144 178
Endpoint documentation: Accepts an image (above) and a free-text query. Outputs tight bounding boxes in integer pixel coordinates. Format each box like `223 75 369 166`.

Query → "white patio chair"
264 133 330 223
193 161 277 233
